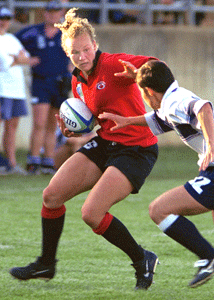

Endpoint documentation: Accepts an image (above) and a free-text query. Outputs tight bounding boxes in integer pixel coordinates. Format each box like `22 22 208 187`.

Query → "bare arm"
11 50 40 67
114 59 138 79
98 112 148 131
197 102 214 171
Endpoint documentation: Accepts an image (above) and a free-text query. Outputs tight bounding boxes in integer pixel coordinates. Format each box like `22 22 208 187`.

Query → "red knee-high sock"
40 204 66 265
93 213 144 263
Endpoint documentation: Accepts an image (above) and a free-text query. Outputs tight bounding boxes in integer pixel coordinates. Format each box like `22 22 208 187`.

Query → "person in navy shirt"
16 0 72 174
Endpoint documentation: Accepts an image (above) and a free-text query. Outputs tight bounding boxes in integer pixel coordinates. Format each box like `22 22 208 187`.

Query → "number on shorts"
83 140 98 150
188 176 211 194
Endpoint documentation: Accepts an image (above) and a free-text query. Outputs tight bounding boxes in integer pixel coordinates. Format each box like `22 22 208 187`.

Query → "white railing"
0 0 214 25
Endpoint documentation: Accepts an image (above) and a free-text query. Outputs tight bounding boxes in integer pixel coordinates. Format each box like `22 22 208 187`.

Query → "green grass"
0 146 213 299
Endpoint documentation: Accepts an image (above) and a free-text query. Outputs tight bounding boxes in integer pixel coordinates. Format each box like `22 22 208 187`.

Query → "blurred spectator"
15 0 72 175
0 6 38 175
85 0 137 24
15 8 29 24
153 0 181 25
9 8 30 33
195 1 205 25
200 0 214 26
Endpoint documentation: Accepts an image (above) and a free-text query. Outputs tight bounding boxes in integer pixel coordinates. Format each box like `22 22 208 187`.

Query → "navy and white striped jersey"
145 80 214 167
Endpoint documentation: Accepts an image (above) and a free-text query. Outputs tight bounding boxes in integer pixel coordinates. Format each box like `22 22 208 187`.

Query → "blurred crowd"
7 1 214 28
0 0 96 176
0 0 213 176
79 0 213 26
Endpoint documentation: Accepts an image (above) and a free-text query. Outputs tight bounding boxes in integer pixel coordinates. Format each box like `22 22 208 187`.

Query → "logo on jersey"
76 83 85 102
37 35 46 49
97 81 106 90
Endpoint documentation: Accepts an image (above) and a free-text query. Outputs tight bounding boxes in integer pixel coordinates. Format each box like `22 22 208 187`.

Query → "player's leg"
82 167 158 290
81 143 159 290
9 151 102 281
149 181 214 287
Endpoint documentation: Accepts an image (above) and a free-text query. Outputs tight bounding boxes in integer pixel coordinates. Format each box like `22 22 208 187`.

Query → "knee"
81 205 97 228
149 201 160 224
43 186 58 209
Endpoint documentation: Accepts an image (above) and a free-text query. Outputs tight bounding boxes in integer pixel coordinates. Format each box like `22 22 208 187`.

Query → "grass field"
0 146 213 300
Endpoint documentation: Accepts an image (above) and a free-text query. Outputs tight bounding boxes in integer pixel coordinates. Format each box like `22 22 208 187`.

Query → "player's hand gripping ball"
60 98 95 134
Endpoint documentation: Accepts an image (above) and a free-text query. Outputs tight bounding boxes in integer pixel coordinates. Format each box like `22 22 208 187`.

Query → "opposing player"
10 8 159 290
99 60 214 288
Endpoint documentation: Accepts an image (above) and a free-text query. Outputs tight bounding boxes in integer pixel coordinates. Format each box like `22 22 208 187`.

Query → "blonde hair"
55 8 97 55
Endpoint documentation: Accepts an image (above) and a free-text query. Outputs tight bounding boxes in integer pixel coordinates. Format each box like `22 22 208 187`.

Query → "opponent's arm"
11 50 40 67
114 59 138 79
99 112 148 131
197 102 214 171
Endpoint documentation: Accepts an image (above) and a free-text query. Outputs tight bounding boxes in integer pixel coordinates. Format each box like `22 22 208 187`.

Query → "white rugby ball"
60 98 95 133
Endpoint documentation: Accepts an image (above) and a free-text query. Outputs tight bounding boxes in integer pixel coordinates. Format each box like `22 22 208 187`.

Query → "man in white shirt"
99 59 214 288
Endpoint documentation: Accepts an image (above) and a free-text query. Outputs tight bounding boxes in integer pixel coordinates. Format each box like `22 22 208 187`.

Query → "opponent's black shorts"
77 136 158 194
184 167 214 210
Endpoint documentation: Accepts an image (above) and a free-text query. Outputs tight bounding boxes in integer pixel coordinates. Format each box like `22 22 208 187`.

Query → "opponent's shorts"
184 167 214 209
0 97 28 120
31 74 71 109
77 135 158 194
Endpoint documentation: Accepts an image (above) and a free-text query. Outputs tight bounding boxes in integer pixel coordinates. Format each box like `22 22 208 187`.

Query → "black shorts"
184 167 214 210
77 136 158 194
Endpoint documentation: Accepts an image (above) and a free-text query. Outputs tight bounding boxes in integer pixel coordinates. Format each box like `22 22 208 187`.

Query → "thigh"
81 165 133 228
184 169 214 210
150 185 210 224
45 152 103 205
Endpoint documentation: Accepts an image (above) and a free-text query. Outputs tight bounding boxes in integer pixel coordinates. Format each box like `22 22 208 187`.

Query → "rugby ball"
60 98 95 133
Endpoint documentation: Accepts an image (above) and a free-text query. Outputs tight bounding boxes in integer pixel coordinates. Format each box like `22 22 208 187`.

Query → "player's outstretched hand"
55 114 82 137
99 112 130 131
114 59 138 79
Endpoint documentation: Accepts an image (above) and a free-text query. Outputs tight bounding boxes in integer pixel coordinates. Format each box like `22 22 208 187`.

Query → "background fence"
0 0 214 25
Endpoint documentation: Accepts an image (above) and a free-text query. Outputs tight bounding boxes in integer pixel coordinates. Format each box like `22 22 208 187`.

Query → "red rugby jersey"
72 51 158 147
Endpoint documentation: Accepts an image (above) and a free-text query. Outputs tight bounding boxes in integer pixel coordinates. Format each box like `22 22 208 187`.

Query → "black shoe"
26 163 40 175
40 165 56 175
9 257 57 281
131 249 159 290
189 258 214 288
